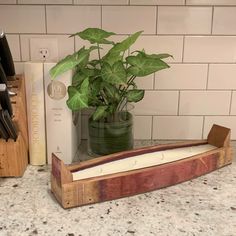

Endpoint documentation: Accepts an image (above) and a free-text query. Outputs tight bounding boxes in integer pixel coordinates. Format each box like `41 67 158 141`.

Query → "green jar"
88 111 133 156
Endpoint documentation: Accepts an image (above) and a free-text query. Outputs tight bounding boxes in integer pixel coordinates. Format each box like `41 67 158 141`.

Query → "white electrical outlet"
30 38 58 62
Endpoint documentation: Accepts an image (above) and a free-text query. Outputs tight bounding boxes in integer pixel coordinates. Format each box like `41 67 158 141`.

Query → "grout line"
177 91 181 115
153 73 155 90
229 90 233 115
151 116 154 140
201 116 205 139
101 6 103 29
182 36 185 62
155 6 158 35
211 6 214 34
133 114 236 117
206 64 210 89
18 34 22 62
44 5 47 34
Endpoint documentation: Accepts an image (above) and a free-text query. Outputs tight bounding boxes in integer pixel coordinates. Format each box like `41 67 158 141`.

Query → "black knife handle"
0 109 18 141
0 30 15 76
0 118 9 140
0 62 7 84
0 84 13 117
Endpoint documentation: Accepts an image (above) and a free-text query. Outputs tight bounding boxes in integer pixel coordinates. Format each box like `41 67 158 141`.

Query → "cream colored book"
24 62 46 165
43 63 81 164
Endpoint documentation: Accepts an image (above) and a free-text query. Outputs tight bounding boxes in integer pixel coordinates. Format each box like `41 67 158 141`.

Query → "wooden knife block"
0 75 29 177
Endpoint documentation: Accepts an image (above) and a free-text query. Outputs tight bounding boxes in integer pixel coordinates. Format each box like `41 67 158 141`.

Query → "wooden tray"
51 124 232 209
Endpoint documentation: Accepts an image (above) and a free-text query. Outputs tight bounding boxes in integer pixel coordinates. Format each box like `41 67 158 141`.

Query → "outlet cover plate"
30 38 58 62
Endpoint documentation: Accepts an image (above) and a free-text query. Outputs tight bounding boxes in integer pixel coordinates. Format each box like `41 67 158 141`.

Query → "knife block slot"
0 75 29 177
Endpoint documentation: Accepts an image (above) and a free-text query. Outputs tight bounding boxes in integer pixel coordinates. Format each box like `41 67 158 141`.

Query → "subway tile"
131 36 183 62
18 0 72 3
213 7 236 34
158 7 212 35
208 64 236 89
102 6 156 34
14 62 24 74
0 5 45 33
6 34 21 61
155 64 208 90
20 35 74 61
134 116 152 139
135 74 154 90
75 0 128 4
179 91 231 115
46 6 101 34
204 116 236 139
153 116 203 139
186 0 236 5
130 0 185 5
0 0 16 3
230 91 236 115
184 36 236 63
133 91 179 115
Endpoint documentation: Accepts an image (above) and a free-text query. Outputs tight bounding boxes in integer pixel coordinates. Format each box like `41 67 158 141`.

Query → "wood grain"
51 124 233 208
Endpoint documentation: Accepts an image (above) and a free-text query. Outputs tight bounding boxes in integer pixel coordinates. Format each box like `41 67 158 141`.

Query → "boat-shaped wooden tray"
51 124 233 209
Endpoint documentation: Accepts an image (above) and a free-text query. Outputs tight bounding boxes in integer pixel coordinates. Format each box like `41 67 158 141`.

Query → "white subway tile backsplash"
158 7 212 35
213 7 236 34
0 6 45 33
14 62 24 74
153 116 203 139
186 0 236 5
135 74 154 90
208 64 236 89
184 36 236 63
6 34 21 61
0 0 16 3
131 36 183 62
46 6 101 34
230 91 236 115
102 6 156 34
155 64 208 90
134 116 152 139
130 0 185 5
20 35 74 61
133 91 179 115
179 91 231 115
204 116 236 139
75 0 128 4
18 0 72 3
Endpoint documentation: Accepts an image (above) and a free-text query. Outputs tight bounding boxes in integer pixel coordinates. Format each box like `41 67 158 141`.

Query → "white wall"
1 0 236 140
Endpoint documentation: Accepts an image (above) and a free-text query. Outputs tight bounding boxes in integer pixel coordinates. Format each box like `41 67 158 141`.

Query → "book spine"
24 62 46 165
43 63 80 164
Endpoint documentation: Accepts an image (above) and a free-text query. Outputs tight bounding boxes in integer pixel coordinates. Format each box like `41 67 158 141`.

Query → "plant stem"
117 75 136 111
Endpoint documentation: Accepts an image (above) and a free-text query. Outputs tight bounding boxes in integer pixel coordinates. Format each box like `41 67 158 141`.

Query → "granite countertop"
0 141 235 236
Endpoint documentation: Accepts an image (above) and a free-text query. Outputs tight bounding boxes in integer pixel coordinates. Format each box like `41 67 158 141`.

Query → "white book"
24 62 46 165
43 63 81 164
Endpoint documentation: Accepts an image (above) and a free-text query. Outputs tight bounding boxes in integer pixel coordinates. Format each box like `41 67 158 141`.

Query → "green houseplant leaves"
50 28 172 121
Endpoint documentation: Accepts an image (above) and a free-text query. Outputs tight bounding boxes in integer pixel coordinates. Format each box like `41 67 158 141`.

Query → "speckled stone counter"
0 141 235 236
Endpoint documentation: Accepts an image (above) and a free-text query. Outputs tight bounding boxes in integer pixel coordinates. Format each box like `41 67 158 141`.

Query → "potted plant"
50 28 171 156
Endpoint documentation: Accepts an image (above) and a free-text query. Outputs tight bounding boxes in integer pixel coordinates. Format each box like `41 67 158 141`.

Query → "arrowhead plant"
50 28 172 121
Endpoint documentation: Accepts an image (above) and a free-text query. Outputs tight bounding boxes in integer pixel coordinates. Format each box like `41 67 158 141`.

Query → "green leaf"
72 71 88 87
132 51 173 60
92 106 108 120
66 87 88 111
127 53 170 77
70 28 115 44
103 82 120 101
103 31 143 65
101 61 126 85
126 89 145 102
66 78 89 110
